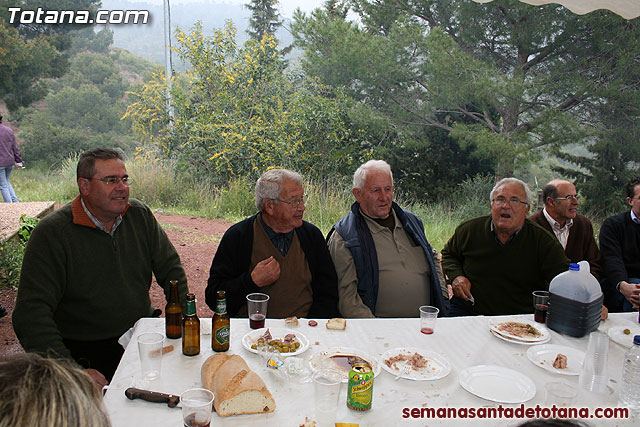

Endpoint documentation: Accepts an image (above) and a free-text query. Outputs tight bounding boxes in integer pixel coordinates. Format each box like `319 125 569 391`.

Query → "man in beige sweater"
327 160 448 318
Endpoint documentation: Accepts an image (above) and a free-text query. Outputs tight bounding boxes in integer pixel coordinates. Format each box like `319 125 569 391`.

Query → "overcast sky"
140 0 325 18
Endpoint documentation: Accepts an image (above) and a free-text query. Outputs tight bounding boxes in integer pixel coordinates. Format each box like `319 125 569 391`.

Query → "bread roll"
326 318 346 330
201 353 276 417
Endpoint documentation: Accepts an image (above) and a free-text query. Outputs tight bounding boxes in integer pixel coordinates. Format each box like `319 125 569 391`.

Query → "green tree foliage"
245 0 283 42
17 46 150 166
0 1 102 111
292 0 637 184
0 22 62 112
290 2 493 199
124 22 367 185
552 14 640 215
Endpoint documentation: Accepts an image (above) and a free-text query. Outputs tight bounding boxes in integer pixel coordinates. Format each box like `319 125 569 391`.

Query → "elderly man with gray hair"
327 160 448 318
205 168 340 318
441 177 570 316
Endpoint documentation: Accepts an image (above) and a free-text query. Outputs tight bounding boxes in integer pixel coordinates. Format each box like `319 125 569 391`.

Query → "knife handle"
125 387 180 408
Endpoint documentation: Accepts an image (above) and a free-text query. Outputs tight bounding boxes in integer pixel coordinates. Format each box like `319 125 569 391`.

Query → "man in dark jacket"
530 179 602 279
205 169 340 318
327 160 448 318
599 176 640 312
530 179 607 319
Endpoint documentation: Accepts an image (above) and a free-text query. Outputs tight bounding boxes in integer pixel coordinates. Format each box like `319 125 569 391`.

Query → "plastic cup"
137 332 164 381
533 290 550 323
247 293 269 329
180 388 214 427
579 331 609 393
545 382 578 407
313 369 342 427
419 305 439 334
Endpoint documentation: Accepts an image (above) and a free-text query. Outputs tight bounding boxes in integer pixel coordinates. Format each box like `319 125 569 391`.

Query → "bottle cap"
569 263 580 271
634 335 640 346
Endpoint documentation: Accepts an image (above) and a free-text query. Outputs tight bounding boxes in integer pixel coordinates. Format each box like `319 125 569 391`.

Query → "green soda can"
347 363 373 411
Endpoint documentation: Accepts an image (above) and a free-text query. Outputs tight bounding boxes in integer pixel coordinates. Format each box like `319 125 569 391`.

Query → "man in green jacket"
13 148 188 386
442 177 570 316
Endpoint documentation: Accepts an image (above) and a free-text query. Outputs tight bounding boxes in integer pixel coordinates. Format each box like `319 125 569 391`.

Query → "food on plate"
496 321 542 339
299 417 317 427
201 353 275 416
552 353 567 369
384 352 430 371
326 318 346 330
624 328 631 335
329 354 369 372
248 328 301 353
308 320 318 327
285 316 299 327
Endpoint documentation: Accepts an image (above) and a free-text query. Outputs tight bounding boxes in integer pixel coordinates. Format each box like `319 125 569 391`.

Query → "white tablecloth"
103 313 640 426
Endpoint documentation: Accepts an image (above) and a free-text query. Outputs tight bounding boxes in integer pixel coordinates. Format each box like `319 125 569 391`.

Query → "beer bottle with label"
212 290 230 352
182 293 200 356
165 280 182 339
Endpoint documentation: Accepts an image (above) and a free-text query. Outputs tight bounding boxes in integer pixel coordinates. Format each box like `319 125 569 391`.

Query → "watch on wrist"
616 281 622 292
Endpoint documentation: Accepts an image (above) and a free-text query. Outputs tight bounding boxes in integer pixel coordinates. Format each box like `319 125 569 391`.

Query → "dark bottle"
212 290 230 352
182 293 200 356
165 280 182 339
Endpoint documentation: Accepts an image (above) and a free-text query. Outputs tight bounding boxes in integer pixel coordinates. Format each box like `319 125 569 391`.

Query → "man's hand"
85 368 108 390
601 304 608 321
620 281 640 309
250 256 280 287
451 276 473 301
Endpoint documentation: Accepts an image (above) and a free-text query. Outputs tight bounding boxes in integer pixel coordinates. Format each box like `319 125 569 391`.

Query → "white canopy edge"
472 0 640 20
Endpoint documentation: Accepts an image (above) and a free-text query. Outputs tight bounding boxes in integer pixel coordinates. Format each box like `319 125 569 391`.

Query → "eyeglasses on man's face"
275 194 306 208
555 194 579 202
88 176 133 187
491 197 529 208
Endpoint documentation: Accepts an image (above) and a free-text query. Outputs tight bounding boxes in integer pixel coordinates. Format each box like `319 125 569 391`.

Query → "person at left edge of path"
12 148 188 387
442 177 570 316
205 168 340 319
0 114 24 203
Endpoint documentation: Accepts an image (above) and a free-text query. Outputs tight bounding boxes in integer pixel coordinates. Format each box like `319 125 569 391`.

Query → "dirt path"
0 212 234 357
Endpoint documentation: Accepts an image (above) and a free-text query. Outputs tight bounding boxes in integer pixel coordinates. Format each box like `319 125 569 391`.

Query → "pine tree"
246 0 283 42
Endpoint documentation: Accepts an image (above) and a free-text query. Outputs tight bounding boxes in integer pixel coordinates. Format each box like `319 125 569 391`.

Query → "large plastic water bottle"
619 335 640 413
549 261 602 303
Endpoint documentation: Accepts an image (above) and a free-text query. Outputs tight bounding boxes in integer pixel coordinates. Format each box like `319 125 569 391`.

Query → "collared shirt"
542 207 573 249
258 213 294 256
80 197 122 236
490 220 523 246
631 210 640 225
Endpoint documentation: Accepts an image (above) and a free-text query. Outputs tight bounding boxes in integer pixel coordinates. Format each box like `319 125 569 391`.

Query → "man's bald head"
542 179 578 226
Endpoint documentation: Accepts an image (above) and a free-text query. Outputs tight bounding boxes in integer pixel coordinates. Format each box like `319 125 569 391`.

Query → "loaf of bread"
201 353 276 417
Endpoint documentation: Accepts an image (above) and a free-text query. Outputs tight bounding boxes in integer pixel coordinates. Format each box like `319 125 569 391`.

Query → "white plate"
380 348 451 381
526 344 585 376
490 329 550 346
459 365 536 403
607 325 640 348
241 327 309 357
488 318 550 342
309 347 381 382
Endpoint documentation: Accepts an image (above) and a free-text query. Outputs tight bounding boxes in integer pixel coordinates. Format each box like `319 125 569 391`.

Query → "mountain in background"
101 0 295 68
